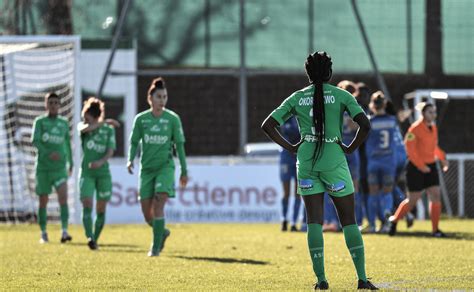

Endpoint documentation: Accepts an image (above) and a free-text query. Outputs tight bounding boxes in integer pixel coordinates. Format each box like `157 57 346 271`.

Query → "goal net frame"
0 35 81 224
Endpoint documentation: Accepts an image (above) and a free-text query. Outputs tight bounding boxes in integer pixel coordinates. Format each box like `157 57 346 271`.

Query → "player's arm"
65 123 73 174
435 145 449 172
176 143 188 184
31 119 48 154
405 127 429 172
79 119 120 134
338 112 371 154
89 148 114 169
338 93 371 154
90 127 116 169
127 116 141 174
262 116 301 153
434 127 448 171
173 115 188 187
262 94 300 153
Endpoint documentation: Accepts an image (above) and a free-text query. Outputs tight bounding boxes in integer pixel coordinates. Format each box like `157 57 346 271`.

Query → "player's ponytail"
370 91 386 111
147 77 167 106
304 51 332 164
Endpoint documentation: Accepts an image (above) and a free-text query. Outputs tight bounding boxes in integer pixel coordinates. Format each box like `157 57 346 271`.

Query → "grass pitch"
1 219 473 290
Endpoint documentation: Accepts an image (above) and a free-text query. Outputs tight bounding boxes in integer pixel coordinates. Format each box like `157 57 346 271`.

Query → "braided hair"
304 51 333 163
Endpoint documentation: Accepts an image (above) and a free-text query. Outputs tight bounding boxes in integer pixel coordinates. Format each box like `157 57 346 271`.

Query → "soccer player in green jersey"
127 77 188 257
262 52 377 290
78 97 119 250
31 92 73 244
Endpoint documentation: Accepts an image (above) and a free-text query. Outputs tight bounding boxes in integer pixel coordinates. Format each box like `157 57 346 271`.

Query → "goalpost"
403 89 474 218
0 36 81 224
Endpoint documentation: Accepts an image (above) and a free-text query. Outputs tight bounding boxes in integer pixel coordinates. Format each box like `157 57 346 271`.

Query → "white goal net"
0 36 81 224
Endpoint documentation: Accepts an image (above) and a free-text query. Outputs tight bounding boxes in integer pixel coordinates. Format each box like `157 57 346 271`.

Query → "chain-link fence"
442 154 474 218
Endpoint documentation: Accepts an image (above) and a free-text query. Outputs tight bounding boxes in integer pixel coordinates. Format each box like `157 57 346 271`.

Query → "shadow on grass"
67 242 142 248
172 255 269 265
99 248 148 254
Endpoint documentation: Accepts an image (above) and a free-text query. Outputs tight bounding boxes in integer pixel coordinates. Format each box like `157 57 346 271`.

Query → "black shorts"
406 162 439 192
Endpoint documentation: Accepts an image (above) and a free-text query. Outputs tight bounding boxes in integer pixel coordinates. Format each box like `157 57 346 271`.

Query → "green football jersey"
79 123 116 176
270 83 364 171
31 114 72 171
128 109 185 171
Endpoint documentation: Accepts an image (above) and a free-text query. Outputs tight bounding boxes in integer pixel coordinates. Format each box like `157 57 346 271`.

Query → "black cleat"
388 220 397 236
60 233 72 243
406 213 414 228
281 220 288 231
290 225 298 232
87 238 98 250
432 229 447 238
357 279 378 290
160 229 171 252
314 281 329 290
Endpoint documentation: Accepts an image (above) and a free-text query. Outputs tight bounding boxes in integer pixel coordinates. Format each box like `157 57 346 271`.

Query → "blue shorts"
346 150 360 180
280 151 296 182
367 159 396 187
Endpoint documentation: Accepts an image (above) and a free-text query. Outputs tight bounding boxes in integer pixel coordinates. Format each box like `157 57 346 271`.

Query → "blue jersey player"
365 91 397 233
335 80 364 229
392 119 415 228
279 116 305 231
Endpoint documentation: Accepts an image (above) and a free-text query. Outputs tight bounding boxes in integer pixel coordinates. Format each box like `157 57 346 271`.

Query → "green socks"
60 204 69 231
94 212 106 242
152 218 165 253
38 207 47 232
82 207 93 239
343 224 367 282
307 223 327 284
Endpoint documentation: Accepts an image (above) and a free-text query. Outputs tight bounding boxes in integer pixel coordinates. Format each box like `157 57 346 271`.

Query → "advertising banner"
106 160 285 223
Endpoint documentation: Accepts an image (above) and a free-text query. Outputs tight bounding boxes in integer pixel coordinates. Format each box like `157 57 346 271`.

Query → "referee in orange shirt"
388 103 449 237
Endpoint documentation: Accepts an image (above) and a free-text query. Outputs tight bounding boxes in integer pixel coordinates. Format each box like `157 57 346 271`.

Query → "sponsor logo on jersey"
42 132 64 144
304 135 339 143
159 119 169 124
298 95 335 106
150 125 161 132
86 140 106 152
98 191 111 198
93 134 102 141
326 181 346 192
51 127 60 134
299 179 313 190
144 134 168 144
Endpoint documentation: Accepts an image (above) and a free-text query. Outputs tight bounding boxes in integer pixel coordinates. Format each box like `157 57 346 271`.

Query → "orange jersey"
404 118 446 170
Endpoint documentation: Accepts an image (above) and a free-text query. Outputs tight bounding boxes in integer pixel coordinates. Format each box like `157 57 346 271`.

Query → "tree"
121 0 266 66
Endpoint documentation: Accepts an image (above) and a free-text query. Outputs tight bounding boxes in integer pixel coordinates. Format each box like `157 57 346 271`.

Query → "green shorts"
297 160 355 197
79 174 112 201
139 167 175 200
35 169 68 196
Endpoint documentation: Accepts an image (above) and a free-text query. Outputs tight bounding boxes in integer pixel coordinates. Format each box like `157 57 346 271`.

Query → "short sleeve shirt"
79 123 116 176
270 84 364 171
32 115 71 171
